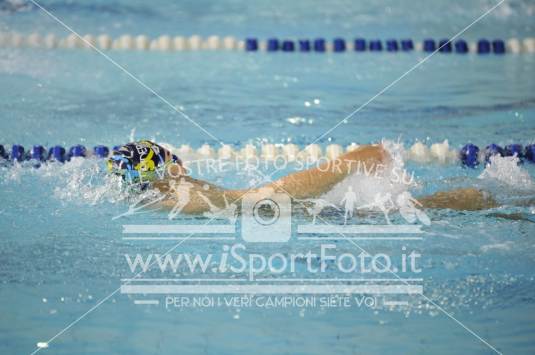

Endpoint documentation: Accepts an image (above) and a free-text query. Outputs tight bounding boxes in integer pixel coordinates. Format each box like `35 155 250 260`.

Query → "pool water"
1 0 535 354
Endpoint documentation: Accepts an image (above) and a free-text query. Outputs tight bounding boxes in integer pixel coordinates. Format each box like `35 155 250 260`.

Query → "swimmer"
108 140 498 215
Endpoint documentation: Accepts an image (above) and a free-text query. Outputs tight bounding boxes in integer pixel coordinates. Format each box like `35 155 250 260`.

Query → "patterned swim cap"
107 140 181 183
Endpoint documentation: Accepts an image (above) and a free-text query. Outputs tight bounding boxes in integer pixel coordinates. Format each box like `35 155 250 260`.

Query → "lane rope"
1 33 534 54
2 141 534 167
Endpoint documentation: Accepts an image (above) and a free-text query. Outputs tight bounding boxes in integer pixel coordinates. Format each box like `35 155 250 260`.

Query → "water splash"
320 140 417 207
0 158 132 205
479 155 534 189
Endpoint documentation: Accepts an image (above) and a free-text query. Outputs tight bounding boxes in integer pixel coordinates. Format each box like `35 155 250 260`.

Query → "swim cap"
107 140 181 183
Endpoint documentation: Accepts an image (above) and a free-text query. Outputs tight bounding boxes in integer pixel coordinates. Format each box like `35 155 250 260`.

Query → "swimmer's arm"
269 144 389 198
418 188 498 211
155 145 497 213
153 145 387 213
153 176 244 214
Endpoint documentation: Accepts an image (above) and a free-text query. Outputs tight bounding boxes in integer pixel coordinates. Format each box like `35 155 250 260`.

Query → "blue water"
1 0 535 354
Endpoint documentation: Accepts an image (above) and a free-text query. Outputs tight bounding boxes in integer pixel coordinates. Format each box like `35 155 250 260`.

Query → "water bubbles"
304 99 320 107
36 342 49 349
479 155 534 189
0 158 133 206
286 116 312 126
320 139 414 207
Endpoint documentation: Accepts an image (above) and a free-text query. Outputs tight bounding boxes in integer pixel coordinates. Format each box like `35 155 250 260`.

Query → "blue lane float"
48 145 66 162
281 40 295 52
313 39 326 52
438 39 452 52
298 39 311 52
460 144 480 168
400 39 413 51
0 144 113 165
266 38 279 52
29 145 46 167
455 40 469 53
369 40 382 51
484 144 504 163
386 39 398 52
69 145 87 159
30 145 46 161
242 38 510 54
478 39 491 54
505 144 523 163
245 38 258 51
94 145 110 158
423 39 436 52
492 39 505 54
354 38 366 51
11 144 25 162
333 38 346 52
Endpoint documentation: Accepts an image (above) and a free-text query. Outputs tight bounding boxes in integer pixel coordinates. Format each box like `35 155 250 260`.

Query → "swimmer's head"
107 140 182 184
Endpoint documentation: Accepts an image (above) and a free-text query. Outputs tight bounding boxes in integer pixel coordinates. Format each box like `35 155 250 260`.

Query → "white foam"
0 159 131 206
320 141 414 207
479 155 534 189
49 159 128 204
36 342 49 349
286 116 308 126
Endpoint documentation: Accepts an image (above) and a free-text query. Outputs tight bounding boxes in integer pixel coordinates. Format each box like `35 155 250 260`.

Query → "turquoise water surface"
1 1 535 354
